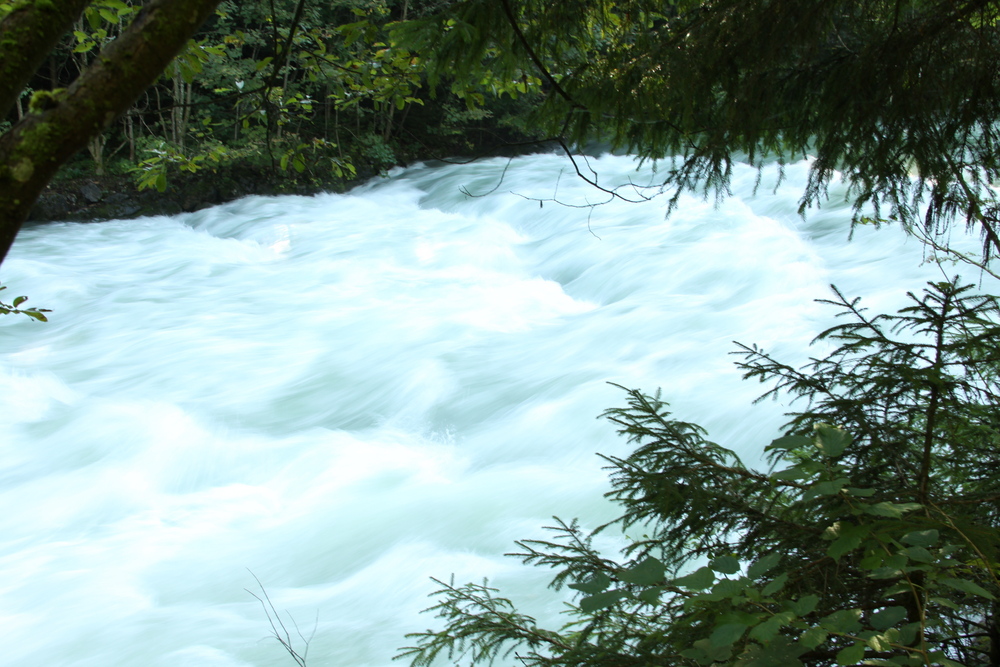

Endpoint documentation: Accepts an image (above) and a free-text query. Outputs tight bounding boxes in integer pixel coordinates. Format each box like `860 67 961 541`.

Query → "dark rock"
80 182 103 203
29 193 74 221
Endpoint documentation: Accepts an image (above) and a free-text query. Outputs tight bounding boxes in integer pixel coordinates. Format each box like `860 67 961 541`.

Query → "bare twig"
246 570 316 666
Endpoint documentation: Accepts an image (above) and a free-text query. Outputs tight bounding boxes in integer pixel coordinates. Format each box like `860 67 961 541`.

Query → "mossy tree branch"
0 0 222 265
0 0 92 120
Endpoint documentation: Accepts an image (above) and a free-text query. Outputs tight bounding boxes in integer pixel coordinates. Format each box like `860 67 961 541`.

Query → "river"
0 153 991 666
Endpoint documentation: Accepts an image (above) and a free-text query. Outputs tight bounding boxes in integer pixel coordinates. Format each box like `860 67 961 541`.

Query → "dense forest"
2 0 544 221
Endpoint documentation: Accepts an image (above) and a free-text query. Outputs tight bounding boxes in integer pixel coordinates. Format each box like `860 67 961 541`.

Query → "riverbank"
28 164 357 223
28 141 556 224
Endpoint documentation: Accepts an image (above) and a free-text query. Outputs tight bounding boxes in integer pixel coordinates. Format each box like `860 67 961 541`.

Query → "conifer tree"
397 0 1000 259
399 279 1000 667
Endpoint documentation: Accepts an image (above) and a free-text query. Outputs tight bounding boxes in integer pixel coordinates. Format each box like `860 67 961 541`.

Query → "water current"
1 153 993 666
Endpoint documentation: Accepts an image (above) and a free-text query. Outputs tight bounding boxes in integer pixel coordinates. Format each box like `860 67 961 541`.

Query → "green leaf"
637 586 664 604
836 641 866 665
828 533 863 560
798 626 828 649
771 465 811 481
821 609 863 634
672 566 715 591
747 552 782 579
710 555 741 574
618 557 665 586
816 425 852 458
870 606 908 630
710 622 748 647
579 589 626 612
867 633 893 652
12 295 26 307
749 611 795 642
940 578 996 600
928 596 960 610
901 530 939 547
788 595 819 616
805 478 849 499
682 639 732 665
899 546 933 563
926 652 964 667
865 502 922 518
768 435 812 452
709 578 748 599
762 573 788 596
568 572 611 595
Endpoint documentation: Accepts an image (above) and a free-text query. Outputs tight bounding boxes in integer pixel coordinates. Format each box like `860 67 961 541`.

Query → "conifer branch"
497 0 585 111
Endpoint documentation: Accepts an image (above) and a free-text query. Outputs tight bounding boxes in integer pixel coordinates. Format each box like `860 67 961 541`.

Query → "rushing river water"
1 153 993 666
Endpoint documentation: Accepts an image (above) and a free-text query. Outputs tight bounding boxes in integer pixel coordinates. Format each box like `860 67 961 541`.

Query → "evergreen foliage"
399 279 1000 667
396 0 1000 258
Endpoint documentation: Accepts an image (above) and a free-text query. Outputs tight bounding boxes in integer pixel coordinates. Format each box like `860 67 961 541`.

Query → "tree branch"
498 0 584 110
0 0 222 265
0 0 91 119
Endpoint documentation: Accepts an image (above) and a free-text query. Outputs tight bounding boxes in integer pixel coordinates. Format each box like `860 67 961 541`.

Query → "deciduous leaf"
828 534 863 560
798 626 828 649
816 425 852 458
901 530 939 547
865 502 923 517
681 639 732 665
805 478 849 499
870 606 907 630
672 566 715 591
768 435 812 452
940 578 996 600
579 589 626 612
899 546 933 563
747 552 782 579
568 572 611 595
788 595 819 616
822 609 863 634
867 633 893 652
709 622 748 647
749 611 795 641
710 555 741 574
761 573 788 596
836 641 866 665
618 557 665 585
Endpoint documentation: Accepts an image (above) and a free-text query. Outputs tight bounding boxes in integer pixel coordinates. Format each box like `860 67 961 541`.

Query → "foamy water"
1 153 991 666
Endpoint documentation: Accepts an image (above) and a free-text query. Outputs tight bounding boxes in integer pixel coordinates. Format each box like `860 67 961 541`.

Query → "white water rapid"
1 153 993 666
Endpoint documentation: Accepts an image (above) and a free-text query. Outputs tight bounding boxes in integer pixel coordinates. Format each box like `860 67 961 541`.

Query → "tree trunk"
0 0 91 120
0 0 222 265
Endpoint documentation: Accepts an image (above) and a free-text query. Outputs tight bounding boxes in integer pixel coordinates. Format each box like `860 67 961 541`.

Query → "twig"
246 569 315 666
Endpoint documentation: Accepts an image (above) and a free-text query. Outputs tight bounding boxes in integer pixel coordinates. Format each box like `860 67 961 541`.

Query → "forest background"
5 0 543 223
